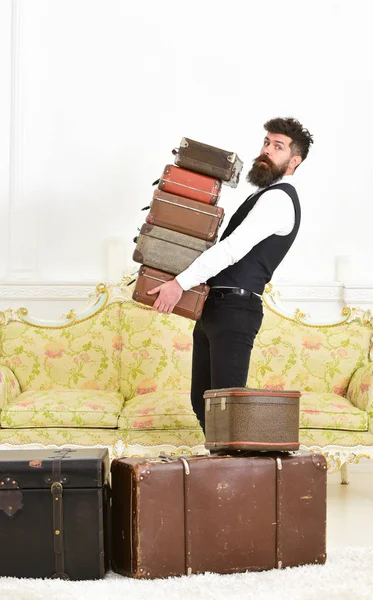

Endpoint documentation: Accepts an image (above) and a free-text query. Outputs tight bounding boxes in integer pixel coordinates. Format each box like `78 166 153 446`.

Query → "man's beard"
246 154 290 188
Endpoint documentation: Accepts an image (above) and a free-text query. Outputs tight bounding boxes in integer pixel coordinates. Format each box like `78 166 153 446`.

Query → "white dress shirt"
175 175 296 291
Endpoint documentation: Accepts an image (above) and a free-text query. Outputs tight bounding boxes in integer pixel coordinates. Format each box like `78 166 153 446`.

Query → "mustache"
252 154 276 168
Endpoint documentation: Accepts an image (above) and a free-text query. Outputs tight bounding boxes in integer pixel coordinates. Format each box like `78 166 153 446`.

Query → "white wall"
1 0 373 317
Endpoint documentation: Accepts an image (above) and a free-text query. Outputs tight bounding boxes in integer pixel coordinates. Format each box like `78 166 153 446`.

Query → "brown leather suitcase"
204 387 301 452
157 164 221 205
133 223 213 276
0 448 110 580
132 265 209 320
173 138 244 188
147 190 225 242
110 451 327 579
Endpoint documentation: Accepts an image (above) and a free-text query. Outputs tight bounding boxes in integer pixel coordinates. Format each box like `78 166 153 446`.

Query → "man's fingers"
147 285 161 295
153 299 161 311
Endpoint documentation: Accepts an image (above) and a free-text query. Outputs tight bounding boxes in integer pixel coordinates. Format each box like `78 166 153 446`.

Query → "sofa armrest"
346 363 373 412
0 365 21 409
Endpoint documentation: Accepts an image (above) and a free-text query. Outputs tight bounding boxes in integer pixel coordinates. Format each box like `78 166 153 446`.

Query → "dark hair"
264 117 314 161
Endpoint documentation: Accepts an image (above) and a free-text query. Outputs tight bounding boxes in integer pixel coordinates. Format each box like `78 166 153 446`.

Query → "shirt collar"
255 174 295 194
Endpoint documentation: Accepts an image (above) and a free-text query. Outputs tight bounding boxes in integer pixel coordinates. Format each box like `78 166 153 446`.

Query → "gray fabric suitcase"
133 223 213 275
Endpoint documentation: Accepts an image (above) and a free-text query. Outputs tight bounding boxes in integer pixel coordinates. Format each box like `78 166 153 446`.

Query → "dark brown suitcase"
110 452 327 579
132 265 209 320
147 190 225 241
204 387 300 452
158 164 221 205
173 137 244 188
133 223 213 276
0 448 110 580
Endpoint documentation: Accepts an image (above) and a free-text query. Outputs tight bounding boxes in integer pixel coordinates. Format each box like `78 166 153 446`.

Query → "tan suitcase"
132 265 209 320
147 190 224 241
204 387 300 452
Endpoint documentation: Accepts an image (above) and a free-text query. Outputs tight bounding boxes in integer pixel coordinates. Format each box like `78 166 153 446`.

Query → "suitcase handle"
171 148 178 156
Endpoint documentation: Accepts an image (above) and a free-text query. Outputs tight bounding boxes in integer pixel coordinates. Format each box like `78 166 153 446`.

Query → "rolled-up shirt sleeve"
175 188 295 291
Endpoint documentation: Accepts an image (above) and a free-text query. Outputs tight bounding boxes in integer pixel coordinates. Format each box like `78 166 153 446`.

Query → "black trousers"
191 290 263 432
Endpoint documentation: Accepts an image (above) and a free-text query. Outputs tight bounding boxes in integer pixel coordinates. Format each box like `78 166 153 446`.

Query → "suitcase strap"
51 481 67 578
156 196 221 218
276 457 284 569
48 449 75 580
178 457 193 576
161 178 218 197
143 273 207 296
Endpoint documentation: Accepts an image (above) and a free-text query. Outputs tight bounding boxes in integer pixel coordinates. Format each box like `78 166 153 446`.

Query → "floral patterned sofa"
0 279 373 475
0 281 205 457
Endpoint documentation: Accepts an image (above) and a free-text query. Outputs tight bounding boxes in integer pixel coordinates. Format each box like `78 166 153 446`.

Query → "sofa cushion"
1 389 124 428
118 390 199 430
300 392 368 431
0 303 121 392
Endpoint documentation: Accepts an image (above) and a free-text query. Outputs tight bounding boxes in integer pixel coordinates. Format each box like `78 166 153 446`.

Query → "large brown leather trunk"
132 265 209 320
204 387 301 452
0 448 110 580
147 190 225 241
110 452 327 579
133 223 213 275
158 164 221 205
173 137 244 187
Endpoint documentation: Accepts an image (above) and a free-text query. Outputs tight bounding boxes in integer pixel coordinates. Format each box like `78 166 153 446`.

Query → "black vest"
207 182 301 294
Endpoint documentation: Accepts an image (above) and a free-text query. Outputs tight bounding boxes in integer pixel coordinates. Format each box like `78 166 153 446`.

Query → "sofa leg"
340 462 349 485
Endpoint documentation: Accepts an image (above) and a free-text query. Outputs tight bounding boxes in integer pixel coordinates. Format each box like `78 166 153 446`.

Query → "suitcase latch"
221 398 226 411
0 476 23 517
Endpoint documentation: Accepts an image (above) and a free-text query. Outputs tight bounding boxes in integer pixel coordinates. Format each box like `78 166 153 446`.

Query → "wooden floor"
327 463 373 547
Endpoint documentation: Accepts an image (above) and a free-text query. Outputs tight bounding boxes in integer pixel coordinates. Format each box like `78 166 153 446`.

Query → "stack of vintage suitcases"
111 390 327 579
0 139 327 581
131 137 244 319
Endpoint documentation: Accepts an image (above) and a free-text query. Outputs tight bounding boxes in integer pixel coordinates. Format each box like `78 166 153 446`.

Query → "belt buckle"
213 289 225 298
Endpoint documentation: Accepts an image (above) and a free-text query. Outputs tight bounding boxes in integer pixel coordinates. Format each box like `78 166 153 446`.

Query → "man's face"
247 132 297 188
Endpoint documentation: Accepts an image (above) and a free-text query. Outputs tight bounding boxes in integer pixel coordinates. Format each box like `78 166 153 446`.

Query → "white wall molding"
273 281 344 302
0 280 372 322
0 281 372 303
0 282 97 300
343 286 373 305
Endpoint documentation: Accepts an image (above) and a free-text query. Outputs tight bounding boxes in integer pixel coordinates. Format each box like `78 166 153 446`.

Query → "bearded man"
148 117 314 432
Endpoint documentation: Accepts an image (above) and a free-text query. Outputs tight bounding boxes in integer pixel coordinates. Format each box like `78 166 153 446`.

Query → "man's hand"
147 278 183 314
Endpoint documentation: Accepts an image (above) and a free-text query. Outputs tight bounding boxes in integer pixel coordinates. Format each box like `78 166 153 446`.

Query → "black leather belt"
209 287 258 299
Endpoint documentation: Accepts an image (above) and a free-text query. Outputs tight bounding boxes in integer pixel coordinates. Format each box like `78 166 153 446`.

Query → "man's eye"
264 141 269 146
276 146 282 150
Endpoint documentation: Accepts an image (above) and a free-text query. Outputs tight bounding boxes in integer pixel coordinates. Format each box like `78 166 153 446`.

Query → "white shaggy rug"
0 547 372 600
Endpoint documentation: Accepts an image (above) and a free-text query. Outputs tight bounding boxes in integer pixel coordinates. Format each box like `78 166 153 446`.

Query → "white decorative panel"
0 1 12 280
1 281 372 323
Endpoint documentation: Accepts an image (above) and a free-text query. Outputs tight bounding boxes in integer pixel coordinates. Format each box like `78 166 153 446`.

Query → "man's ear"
290 155 302 170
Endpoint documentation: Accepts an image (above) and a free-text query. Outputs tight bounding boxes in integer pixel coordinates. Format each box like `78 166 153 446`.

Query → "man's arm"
148 188 295 312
